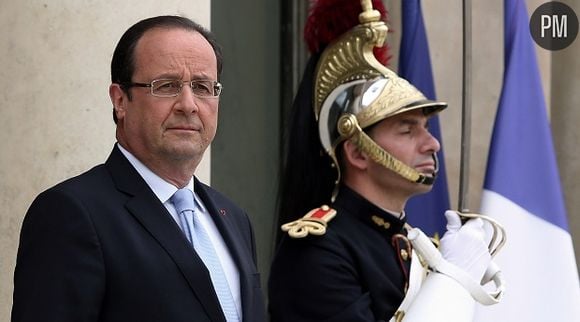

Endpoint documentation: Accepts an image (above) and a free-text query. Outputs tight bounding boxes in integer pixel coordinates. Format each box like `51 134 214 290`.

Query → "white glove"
439 210 491 282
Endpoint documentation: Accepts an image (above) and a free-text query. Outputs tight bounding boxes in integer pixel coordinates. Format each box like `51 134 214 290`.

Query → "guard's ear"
342 139 369 171
109 84 127 122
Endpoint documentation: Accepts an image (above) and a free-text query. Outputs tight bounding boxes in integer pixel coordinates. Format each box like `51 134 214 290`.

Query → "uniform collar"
333 185 407 235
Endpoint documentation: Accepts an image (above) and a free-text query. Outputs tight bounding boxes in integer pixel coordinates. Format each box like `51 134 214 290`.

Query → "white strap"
390 252 427 322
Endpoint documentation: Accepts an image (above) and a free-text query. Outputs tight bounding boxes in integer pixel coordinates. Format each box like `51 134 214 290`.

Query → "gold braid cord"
337 113 434 185
354 130 432 184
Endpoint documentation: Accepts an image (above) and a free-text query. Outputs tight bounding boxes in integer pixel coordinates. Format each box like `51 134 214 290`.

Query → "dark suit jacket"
12 146 266 322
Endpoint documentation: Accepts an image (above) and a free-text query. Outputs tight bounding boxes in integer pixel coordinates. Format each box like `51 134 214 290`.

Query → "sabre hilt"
457 211 507 258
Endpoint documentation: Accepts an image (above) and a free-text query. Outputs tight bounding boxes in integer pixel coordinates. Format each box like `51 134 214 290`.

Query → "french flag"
475 0 580 321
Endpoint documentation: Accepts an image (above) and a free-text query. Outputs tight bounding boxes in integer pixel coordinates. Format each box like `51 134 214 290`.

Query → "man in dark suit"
12 15 265 322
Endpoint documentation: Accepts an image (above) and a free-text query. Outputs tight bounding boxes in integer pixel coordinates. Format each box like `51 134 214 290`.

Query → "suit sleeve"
244 211 259 267
12 188 105 322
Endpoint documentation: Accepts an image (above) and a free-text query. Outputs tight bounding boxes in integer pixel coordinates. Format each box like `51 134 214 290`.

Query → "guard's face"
366 109 440 195
113 27 219 168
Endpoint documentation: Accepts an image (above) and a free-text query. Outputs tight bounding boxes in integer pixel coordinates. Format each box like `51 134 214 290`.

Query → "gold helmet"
314 0 447 193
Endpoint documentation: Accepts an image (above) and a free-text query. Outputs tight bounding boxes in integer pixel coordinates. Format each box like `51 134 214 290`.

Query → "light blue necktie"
171 188 240 322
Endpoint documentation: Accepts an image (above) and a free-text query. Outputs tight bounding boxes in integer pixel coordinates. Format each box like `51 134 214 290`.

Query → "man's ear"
342 139 368 171
109 84 127 122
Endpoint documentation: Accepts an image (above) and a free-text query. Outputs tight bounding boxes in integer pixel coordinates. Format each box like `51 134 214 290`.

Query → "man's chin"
414 173 436 191
163 142 207 161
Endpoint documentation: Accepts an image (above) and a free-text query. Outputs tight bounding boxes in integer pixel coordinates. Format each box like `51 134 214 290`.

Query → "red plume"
304 0 390 65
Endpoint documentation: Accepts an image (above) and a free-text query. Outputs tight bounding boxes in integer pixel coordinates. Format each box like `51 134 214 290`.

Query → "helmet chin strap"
338 113 437 185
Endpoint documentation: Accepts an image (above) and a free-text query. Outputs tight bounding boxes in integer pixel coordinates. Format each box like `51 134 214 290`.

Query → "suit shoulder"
280 205 337 239
194 179 251 224
195 180 238 207
47 164 109 194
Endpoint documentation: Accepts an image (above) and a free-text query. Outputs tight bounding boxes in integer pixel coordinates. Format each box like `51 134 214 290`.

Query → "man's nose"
174 84 199 114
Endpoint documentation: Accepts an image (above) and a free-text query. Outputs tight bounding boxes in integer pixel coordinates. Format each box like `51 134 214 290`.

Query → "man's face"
112 27 219 168
366 109 441 196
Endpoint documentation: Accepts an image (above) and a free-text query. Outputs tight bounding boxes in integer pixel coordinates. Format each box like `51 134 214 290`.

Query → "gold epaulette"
281 205 337 238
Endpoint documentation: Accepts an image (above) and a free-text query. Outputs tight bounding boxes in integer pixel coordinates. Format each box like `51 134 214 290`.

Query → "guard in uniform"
268 1 505 321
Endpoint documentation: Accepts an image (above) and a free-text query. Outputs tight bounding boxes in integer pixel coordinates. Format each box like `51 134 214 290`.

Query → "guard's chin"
417 173 436 190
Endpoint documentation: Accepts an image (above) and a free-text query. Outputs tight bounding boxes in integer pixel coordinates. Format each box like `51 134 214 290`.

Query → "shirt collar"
117 143 201 209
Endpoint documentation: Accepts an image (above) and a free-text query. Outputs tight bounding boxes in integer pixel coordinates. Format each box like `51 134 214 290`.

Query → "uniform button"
400 249 409 261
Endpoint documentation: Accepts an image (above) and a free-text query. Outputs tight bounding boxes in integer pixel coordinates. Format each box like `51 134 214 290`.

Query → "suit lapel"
105 146 226 322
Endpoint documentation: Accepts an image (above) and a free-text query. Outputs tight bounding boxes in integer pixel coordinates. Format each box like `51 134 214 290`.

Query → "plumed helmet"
313 0 447 192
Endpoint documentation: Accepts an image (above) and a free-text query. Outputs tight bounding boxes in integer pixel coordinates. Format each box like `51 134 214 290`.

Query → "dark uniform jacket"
12 145 266 322
269 186 411 322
